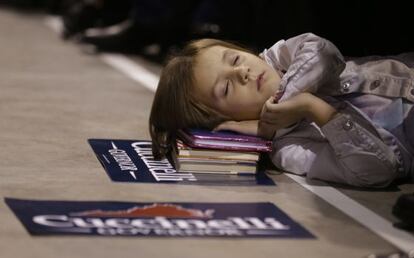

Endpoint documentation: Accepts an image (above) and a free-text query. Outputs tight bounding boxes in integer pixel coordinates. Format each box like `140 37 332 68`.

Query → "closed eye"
232 55 239 66
224 80 229 96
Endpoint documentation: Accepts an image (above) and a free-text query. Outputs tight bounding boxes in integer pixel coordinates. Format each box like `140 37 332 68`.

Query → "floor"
0 8 413 258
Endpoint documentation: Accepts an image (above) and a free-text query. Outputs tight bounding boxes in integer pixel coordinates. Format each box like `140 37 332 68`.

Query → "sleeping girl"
149 33 414 188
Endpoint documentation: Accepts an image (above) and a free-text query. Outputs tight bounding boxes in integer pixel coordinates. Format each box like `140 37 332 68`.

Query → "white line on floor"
286 174 414 256
44 15 414 256
100 54 158 92
44 16 159 92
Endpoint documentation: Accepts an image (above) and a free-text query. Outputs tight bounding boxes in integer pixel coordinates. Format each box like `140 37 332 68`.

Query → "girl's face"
193 46 281 120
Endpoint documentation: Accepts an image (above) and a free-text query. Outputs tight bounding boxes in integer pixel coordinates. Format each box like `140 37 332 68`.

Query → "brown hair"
149 38 252 160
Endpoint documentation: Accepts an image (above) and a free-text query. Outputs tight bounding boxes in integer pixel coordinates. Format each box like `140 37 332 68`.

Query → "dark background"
2 0 413 58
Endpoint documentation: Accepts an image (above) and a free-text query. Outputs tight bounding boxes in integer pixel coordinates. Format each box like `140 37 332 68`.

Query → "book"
177 129 272 152
177 151 258 175
178 170 256 176
178 157 257 166
178 162 257 175
177 140 260 162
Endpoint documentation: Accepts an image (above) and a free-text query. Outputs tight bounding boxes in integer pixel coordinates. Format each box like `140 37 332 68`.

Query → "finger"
261 119 284 130
260 117 278 126
260 111 281 124
264 98 284 114
213 121 236 132
258 121 277 140
260 97 271 115
260 119 280 126
214 121 249 135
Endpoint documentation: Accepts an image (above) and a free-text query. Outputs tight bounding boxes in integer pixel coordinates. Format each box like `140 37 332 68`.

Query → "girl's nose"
235 66 250 84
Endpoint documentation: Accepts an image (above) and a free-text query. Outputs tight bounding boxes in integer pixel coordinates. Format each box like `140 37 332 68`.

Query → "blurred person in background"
1 0 412 62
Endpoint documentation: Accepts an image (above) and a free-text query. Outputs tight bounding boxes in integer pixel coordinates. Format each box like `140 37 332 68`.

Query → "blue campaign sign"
5 198 315 238
88 139 275 186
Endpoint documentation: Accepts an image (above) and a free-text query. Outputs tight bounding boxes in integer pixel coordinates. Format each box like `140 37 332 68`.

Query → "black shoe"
62 0 131 40
62 1 100 39
392 192 414 231
80 20 153 53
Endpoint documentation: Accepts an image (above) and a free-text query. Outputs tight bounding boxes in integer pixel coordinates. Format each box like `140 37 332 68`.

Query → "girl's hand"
258 92 337 139
213 120 259 136
260 92 312 131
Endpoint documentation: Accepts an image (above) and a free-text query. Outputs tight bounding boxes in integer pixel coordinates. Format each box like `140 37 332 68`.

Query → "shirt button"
370 80 381 90
342 82 351 92
343 120 353 130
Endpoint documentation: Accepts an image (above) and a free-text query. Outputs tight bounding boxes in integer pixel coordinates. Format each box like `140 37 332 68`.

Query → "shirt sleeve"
261 33 346 101
271 113 399 188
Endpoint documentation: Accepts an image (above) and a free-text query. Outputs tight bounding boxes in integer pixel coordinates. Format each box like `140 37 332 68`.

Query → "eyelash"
224 55 239 97
232 55 239 65
224 81 229 96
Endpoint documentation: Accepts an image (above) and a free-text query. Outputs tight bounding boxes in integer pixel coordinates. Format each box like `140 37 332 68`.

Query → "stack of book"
176 129 272 175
